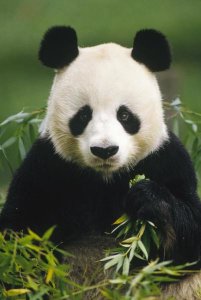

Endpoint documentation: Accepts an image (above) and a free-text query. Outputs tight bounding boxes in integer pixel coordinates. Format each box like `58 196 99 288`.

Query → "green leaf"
122 257 130 275
129 241 137 262
109 278 126 284
27 275 39 291
149 226 160 249
0 256 11 274
129 174 145 188
138 240 148 260
141 230 151 256
4 289 30 296
19 235 33 245
122 236 137 244
18 137 26 160
171 97 181 107
25 244 41 252
27 229 42 241
111 219 129 235
16 255 31 271
104 255 123 271
147 220 157 228
0 111 31 126
1 137 17 149
113 214 128 225
134 252 145 260
172 118 179 136
100 254 121 262
116 255 124 273
42 226 56 241
29 123 36 142
192 123 198 132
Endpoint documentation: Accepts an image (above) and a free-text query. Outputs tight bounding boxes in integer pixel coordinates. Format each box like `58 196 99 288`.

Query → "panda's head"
39 26 171 177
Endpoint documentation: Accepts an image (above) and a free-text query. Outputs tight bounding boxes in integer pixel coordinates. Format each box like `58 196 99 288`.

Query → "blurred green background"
0 0 201 190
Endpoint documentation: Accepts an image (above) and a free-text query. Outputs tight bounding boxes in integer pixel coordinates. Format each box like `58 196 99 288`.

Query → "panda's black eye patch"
117 105 140 135
69 105 92 136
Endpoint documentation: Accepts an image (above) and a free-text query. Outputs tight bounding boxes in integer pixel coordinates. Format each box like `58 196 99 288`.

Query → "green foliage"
0 108 45 179
164 98 201 191
101 219 159 275
0 228 83 300
99 174 196 299
101 175 160 276
100 173 195 299
0 226 195 300
103 260 194 300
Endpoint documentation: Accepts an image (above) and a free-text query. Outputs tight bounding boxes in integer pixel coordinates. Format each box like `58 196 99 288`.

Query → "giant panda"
1 26 201 299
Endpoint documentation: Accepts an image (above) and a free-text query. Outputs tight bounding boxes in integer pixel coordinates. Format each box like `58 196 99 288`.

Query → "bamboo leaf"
171 97 181 107
122 257 130 275
104 255 123 271
25 244 41 252
1 137 17 149
109 278 126 284
26 276 39 291
134 252 145 260
122 236 137 244
129 174 145 188
138 240 148 260
149 226 160 249
27 229 42 241
100 254 121 262
42 226 56 241
29 123 36 142
18 137 26 160
113 214 128 225
116 256 124 273
4 289 30 296
111 219 129 234
147 220 157 228
0 111 31 126
129 241 137 262
46 267 54 283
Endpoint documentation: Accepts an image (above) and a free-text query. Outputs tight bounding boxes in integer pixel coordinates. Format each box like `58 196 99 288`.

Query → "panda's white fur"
41 43 168 176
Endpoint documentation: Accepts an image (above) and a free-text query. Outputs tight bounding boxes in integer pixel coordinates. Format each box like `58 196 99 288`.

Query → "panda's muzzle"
90 146 119 160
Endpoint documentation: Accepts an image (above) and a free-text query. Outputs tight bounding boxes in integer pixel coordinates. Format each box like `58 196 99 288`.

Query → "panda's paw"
124 179 173 228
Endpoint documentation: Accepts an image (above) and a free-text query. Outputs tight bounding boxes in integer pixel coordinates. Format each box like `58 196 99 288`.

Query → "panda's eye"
79 110 89 122
69 105 93 136
117 105 141 135
118 110 129 122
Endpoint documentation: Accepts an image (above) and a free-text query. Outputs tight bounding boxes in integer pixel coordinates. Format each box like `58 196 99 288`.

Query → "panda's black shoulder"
135 131 197 198
17 136 67 173
12 137 103 188
9 137 81 191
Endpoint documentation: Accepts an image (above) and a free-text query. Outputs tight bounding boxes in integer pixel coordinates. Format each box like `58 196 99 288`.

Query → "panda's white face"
42 43 168 177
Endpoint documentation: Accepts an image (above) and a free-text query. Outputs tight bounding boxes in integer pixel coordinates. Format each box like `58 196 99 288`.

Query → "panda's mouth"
93 161 119 173
97 163 112 169
86 155 121 173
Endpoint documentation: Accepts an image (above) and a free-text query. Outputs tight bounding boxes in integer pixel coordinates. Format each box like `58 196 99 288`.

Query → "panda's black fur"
132 29 172 71
1 26 201 299
1 132 201 268
39 26 79 68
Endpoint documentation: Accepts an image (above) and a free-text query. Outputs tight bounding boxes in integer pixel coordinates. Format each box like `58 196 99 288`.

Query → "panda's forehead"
79 43 129 58
53 42 161 113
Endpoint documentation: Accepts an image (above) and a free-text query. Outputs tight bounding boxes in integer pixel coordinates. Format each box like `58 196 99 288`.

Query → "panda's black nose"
90 146 119 160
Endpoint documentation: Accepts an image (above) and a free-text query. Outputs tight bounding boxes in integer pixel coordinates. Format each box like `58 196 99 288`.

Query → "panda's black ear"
131 29 171 72
39 26 79 68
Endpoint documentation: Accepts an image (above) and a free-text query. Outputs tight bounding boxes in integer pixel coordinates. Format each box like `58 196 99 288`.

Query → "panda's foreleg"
124 179 201 263
0 138 63 239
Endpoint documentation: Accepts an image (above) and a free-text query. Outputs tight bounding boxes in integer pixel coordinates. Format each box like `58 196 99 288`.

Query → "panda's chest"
59 175 128 232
